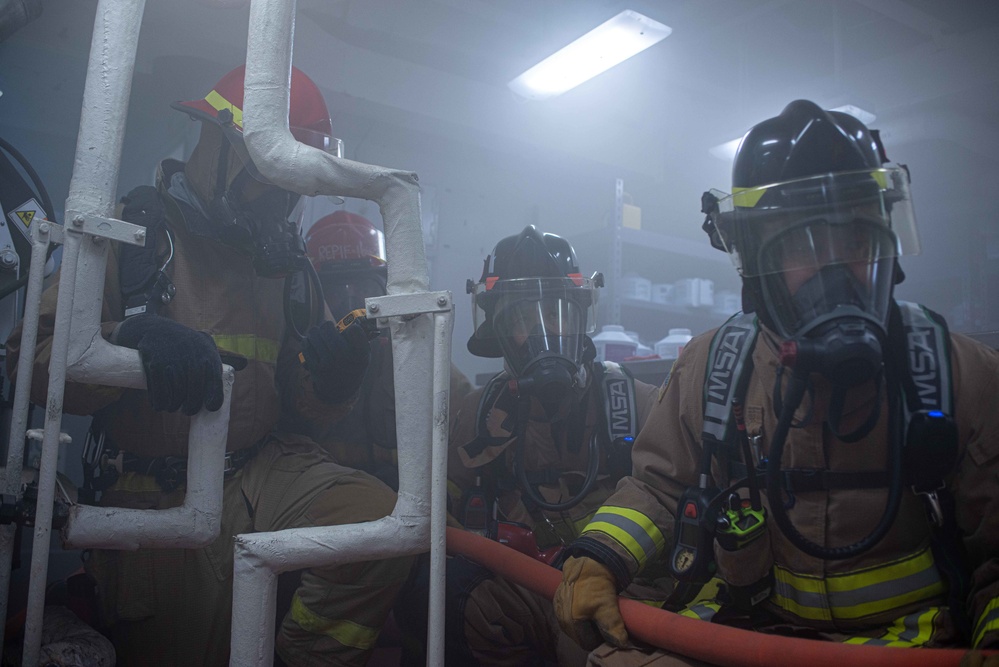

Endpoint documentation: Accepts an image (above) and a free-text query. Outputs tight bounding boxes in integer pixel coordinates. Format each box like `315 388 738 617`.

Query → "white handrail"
229 0 448 664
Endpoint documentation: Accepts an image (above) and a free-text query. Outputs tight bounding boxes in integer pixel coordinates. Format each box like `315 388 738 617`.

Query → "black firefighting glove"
119 185 165 230
301 320 370 404
113 314 224 415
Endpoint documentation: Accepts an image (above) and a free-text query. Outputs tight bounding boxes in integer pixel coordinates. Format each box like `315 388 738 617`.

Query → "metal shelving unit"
575 178 738 345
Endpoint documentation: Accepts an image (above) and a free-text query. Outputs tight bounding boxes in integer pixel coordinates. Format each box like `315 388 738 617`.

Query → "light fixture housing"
508 10 671 100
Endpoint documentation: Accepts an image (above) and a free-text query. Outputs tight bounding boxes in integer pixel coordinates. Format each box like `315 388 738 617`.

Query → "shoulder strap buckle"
914 485 946 528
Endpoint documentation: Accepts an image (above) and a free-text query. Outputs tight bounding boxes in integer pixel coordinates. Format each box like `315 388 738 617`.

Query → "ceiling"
1 0 998 371
6 0 999 179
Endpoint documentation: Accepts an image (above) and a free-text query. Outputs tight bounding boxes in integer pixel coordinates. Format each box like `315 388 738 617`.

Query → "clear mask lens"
759 223 897 338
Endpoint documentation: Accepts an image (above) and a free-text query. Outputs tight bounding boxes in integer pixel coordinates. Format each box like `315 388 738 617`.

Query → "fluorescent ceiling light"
831 104 877 125
508 10 671 100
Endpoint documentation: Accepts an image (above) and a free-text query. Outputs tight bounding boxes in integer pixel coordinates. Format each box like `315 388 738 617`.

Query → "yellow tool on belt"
298 308 379 365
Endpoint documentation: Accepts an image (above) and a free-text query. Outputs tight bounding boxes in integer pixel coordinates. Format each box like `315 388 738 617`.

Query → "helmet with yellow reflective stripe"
172 65 339 181
171 65 340 277
702 100 920 338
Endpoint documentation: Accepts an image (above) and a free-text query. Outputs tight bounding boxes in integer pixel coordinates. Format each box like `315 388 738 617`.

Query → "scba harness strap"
701 303 957 520
470 362 639 460
458 363 639 527
696 301 969 635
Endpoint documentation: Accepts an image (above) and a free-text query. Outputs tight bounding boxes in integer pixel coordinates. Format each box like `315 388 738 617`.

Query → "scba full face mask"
491 285 592 403
173 65 341 278
213 168 308 278
715 168 918 385
466 226 600 406
306 211 388 320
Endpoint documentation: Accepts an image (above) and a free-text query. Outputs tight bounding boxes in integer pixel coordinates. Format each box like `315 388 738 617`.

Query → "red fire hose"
446 527 982 667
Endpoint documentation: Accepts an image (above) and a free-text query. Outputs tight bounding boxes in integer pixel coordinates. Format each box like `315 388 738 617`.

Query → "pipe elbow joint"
185 506 222 547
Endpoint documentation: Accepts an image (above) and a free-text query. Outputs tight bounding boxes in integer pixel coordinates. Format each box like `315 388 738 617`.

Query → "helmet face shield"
496 297 587 376
319 269 388 321
713 167 919 278
471 277 597 375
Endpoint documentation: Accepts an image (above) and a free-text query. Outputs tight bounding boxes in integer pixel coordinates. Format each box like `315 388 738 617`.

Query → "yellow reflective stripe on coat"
572 511 598 539
204 89 243 129
680 601 721 622
211 334 280 365
772 547 944 622
581 506 665 568
973 597 999 647
843 608 940 647
290 593 381 650
678 578 725 622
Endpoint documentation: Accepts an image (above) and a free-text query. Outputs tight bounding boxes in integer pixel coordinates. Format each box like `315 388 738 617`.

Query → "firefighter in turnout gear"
300 210 473 490
552 100 999 665
6 65 413 666
396 225 657 665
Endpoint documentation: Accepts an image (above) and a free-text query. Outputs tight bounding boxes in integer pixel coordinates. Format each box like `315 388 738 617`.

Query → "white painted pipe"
45 0 236 552
0 220 56 651
230 1 447 664
58 226 235 552
240 0 430 295
230 304 450 666
21 0 149 658
427 307 454 665
62 366 234 549
20 0 233 662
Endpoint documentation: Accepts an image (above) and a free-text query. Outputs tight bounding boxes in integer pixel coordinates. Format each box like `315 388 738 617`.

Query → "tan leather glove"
553 556 628 648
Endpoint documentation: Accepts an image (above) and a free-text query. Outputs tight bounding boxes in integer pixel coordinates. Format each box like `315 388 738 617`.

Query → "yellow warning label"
8 198 43 239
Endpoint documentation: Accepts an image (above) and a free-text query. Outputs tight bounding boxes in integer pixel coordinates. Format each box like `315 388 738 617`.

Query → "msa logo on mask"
907 326 941 409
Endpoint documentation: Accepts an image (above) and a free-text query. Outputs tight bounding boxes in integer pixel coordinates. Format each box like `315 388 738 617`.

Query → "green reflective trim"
290 593 381 650
843 608 939 647
582 506 665 568
974 597 999 648
732 186 767 208
572 511 597 537
204 89 243 129
772 548 944 622
447 480 464 505
679 602 720 622
211 334 280 364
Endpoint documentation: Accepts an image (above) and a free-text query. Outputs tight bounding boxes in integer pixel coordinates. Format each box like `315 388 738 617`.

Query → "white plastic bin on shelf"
655 328 693 360
619 272 652 301
674 278 714 308
625 331 653 357
651 283 674 305
593 325 639 362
